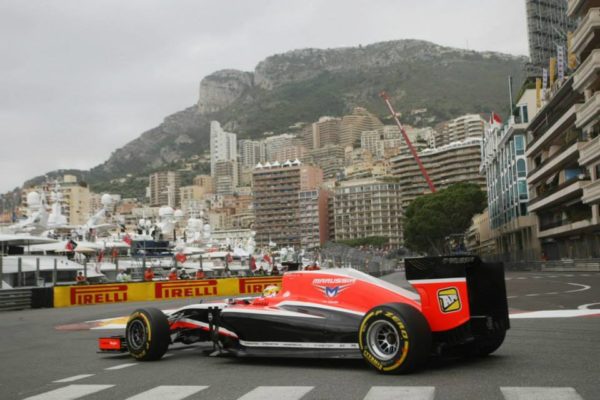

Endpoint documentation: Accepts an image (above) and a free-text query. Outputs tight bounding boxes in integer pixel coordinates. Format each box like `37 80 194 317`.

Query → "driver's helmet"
262 284 280 297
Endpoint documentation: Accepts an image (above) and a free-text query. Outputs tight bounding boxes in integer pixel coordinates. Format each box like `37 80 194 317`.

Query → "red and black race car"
99 256 509 374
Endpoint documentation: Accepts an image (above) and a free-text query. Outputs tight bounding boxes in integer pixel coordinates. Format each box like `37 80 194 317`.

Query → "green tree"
403 183 486 254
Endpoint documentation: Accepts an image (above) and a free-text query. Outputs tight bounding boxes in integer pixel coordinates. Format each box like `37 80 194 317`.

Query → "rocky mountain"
84 39 525 187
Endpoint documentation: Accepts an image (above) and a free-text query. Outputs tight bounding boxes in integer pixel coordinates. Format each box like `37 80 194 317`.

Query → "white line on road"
565 283 591 293
53 374 95 383
125 385 208 400
105 363 137 370
23 384 114 400
364 386 435 400
525 294 539 297
237 386 314 400
510 309 600 319
578 302 600 310
501 386 584 400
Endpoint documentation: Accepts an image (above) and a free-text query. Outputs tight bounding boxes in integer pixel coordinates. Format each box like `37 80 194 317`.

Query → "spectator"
168 267 178 280
224 266 232 278
116 269 126 282
122 269 132 282
144 267 155 281
195 268 205 280
179 268 190 280
271 266 279 276
255 266 265 276
75 271 87 284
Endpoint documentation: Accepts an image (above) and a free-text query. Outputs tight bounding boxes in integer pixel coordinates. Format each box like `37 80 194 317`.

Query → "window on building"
514 135 525 155
518 180 528 200
517 159 526 178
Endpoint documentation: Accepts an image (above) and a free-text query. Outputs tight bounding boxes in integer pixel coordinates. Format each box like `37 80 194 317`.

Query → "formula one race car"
98 256 509 374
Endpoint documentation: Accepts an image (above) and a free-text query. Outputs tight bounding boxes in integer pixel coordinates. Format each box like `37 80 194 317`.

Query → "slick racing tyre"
359 303 431 374
126 308 170 361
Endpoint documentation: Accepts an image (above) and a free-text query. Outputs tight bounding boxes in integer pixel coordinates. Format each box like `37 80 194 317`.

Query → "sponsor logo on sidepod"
312 278 355 298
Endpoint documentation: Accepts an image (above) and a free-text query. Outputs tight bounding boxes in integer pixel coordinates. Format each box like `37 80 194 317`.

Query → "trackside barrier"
53 276 283 308
0 289 32 311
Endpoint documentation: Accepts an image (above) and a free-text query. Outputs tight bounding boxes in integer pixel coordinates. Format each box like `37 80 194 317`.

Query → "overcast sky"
0 0 529 193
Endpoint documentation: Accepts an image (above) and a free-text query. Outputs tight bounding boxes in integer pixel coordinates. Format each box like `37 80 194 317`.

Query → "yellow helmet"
262 284 280 297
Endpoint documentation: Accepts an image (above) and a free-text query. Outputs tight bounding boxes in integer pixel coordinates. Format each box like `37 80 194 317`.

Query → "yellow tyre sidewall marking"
128 312 152 359
359 308 409 372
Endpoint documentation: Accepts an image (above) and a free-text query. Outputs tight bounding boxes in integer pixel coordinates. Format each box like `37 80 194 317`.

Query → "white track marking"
105 363 137 370
578 302 600 310
510 309 600 318
364 386 435 400
125 385 208 400
501 386 584 400
517 277 527 280
526 294 539 297
565 283 590 293
237 386 313 400
53 374 94 383
162 353 174 358
23 384 114 400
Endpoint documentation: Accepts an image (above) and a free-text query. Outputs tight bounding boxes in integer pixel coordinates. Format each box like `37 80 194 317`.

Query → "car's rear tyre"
359 303 431 374
465 329 506 357
126 308 170 361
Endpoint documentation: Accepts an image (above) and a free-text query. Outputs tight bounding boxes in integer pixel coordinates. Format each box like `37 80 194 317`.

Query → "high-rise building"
252 161 324 248
149 171 181 207
192 175 215 194
390 139 485 210
298 188 331 250
273 145 306 162
57 175 90 226
434 114 486 148
305 145 346 179
214 160 238 195
333 178 403 246
340 107 384 148
264 134 297 162
522 0 600 260
481 89 542 260
239 139 266 167
210 121 237 176
525 0 576 76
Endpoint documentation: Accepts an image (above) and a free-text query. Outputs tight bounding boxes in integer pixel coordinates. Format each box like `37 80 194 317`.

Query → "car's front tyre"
359 303 431 374
126 308 170 361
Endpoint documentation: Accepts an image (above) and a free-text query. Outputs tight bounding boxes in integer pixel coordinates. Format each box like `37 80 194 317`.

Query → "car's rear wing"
404 255 509 337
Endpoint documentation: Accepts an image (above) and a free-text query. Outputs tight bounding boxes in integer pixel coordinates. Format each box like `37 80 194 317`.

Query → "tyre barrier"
0 288 55 311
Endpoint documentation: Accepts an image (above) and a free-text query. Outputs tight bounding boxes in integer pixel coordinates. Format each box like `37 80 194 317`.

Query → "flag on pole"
123 234 132 246
567 32 577 70
542 68 548 92
549 57 556 86
490 112 502 127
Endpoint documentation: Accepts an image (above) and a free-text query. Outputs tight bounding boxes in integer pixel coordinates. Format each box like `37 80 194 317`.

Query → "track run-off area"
0 271 598 400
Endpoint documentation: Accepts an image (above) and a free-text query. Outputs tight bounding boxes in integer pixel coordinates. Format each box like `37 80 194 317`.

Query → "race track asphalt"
0 271 598 400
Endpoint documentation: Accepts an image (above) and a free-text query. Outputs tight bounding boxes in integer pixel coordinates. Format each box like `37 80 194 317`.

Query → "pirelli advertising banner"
53 276 283 308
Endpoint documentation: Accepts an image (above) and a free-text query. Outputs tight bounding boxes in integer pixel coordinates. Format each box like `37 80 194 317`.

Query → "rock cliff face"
81 39 526 186
197 69 254 113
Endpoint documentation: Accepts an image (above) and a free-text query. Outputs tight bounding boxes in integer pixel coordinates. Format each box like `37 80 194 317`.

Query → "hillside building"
333 178 403 247
210 121 237 177
434 114 486 148
340 107 384 148
252 161 325 248
149 171 181 207
390 138 485 210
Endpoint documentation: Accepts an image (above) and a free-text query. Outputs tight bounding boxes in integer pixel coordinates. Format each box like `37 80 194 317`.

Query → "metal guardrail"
0 288 32 311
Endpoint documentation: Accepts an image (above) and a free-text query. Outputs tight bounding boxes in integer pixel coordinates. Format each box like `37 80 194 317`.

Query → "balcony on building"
573 49 600 94
528 171 590 213
526 104 580 157
576 91 600 132
571 7 600 60
528 136 588 184
568 0 600 19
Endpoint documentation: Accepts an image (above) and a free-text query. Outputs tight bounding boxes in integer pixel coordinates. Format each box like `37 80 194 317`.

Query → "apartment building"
214 160 238 195
239 139 266 167
434 114 486 148
481 89 542 260
390 139 485 209
339 107 384 148
301 117 341 150
523 0 600 259
305 145 346 179
210 121 237 177
149 171 181 207
298 188 331 250
333 178 403 246
252 161 324 248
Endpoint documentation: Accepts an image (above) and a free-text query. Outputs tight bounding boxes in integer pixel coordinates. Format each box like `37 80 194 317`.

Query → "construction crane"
379 91 437 193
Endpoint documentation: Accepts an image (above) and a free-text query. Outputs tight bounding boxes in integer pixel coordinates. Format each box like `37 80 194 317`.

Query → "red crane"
379 91 436 193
